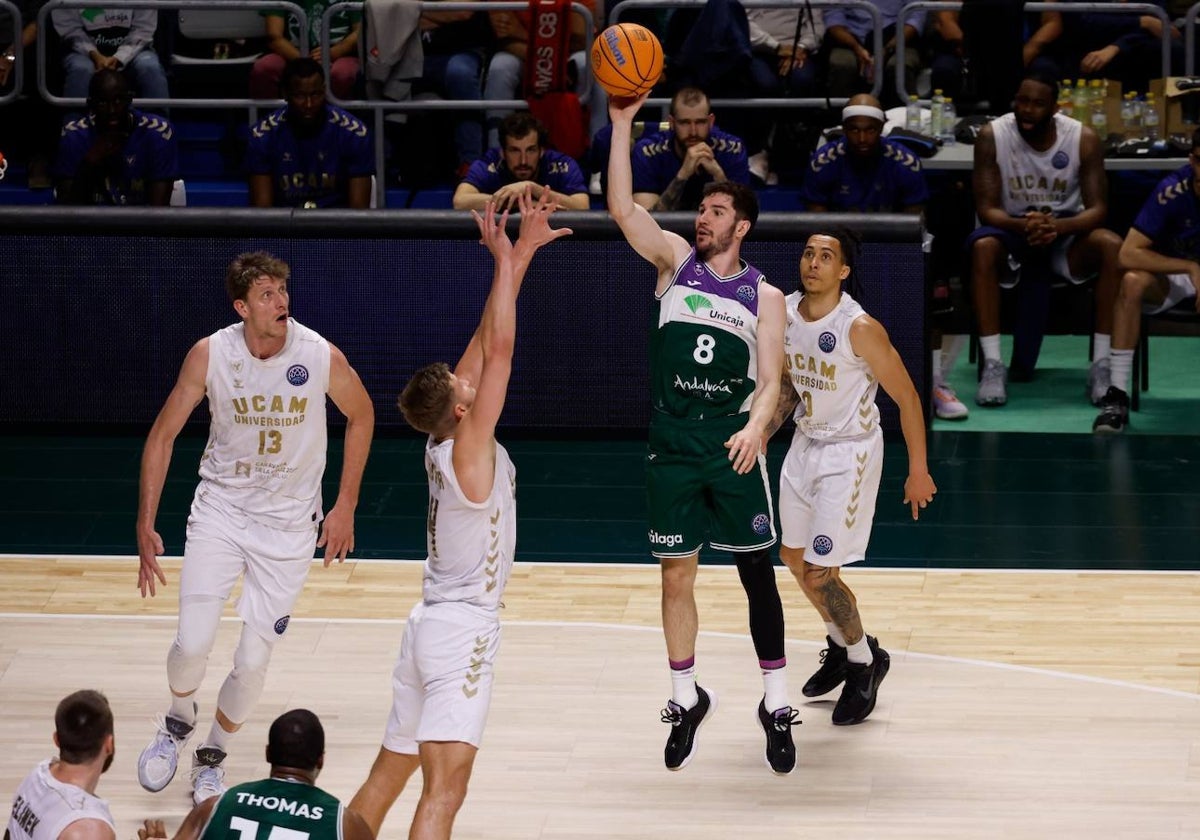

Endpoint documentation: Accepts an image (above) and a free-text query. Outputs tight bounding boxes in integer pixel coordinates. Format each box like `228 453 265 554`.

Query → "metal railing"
895 1 1175 104
609 0 883 106
37 0 307 109
1 0 20 106
1185 1 1200 75
319 0 593 205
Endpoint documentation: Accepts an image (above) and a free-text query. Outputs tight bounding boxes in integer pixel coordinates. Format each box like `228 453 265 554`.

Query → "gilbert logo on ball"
591 23 663 98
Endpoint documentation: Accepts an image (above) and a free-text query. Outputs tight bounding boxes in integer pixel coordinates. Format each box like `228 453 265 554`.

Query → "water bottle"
1058 81 1074 120
1120 93 1136 138
1090 99 1108 140
1131 93 1145 138
930 89 945 139
905 94 921 132
1073 79 1089 121
941 97 957 144
1145 92 1160 141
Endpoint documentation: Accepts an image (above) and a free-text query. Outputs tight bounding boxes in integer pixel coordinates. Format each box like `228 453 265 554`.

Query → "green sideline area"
934 335 1200 435
1 422 1197 572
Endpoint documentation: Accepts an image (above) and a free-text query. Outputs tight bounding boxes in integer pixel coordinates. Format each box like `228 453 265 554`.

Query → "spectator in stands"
481 0 606 151
745 4 825 184
926 8 968 105
801 95 967 420
823 0 925 108
1060 0 1183 95
0 0 57 187
250 0 361 101
1092 129 1200 434
969 71 1122 408
50 5 169 101
53 68 177 206
631 86 749 212
927 5 1064 108
453 110 588 211
415 4 495 179
246 58 373 209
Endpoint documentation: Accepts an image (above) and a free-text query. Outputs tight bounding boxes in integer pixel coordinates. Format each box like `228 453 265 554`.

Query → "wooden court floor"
2 557 1199 839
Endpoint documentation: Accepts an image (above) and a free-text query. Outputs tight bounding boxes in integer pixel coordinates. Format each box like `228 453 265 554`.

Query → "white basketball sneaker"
137 706 196 792
191 745 228 804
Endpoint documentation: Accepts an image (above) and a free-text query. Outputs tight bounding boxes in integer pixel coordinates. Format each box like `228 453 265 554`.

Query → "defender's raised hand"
515 186 573 252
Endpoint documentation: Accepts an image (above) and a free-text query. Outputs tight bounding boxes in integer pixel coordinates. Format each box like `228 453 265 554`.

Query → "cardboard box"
1149 77 1200 138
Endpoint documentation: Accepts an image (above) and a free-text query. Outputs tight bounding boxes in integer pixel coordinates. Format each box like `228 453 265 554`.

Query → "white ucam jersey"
784 291 879 441
992 112 1083 217
197 318 331 531
422 437 517 611
6 759 116 840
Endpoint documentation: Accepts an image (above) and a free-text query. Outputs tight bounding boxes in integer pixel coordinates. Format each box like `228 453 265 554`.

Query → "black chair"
1130 301 1200 410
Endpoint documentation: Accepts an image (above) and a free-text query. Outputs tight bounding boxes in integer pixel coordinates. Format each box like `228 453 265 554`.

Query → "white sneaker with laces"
1087 357 1111 406
932 382 969 419
191 746 228 805
136 707 196 793
976 359 1008 406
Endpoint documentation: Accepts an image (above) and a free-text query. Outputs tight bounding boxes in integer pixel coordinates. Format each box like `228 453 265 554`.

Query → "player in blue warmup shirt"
246 58 373 209
1093 131 1200 433
53 69 178 206
631 87 750 212
800 95 929 213
453 111 589 211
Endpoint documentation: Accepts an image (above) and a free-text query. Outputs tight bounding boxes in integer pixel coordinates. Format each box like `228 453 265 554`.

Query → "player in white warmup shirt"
133 251 375 806
767 231 936 727
349 188 569 840
6 690 116 840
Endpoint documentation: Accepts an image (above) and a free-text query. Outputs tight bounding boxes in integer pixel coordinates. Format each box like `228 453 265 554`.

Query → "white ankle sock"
1110 349 1134 393
1093 334 1111 362
762 666 789 712
980 334 1001 363
202 721 233 756
169 694 196 726
846 636 873 666
670 665 699 709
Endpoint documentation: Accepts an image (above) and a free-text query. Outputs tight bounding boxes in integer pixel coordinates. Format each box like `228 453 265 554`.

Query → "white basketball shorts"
180 489 317 642
1147 273 1199 314
778 430 884 567
383 600 502 754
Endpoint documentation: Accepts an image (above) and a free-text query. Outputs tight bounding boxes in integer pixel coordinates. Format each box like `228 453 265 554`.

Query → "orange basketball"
591 23 663 98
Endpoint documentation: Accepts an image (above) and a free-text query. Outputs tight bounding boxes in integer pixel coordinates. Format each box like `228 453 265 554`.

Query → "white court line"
1 611 1197 702
3 553 1200 576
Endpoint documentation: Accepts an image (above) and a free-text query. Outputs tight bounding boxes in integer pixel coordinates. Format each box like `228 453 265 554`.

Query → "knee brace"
216 624 276 726
734 550 786 662
167 595 224 694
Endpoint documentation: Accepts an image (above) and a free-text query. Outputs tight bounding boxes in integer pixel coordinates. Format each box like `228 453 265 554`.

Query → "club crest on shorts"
287 364 309 386
818 331 837 353
812 535 834 556
752 513 771 535
273 615 290 635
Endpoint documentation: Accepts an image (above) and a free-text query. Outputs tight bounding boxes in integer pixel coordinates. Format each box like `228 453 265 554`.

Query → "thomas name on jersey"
231 791 325 820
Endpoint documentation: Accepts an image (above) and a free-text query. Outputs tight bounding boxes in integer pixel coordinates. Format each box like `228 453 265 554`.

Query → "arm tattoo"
653 176 688 211
765 368 799 439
